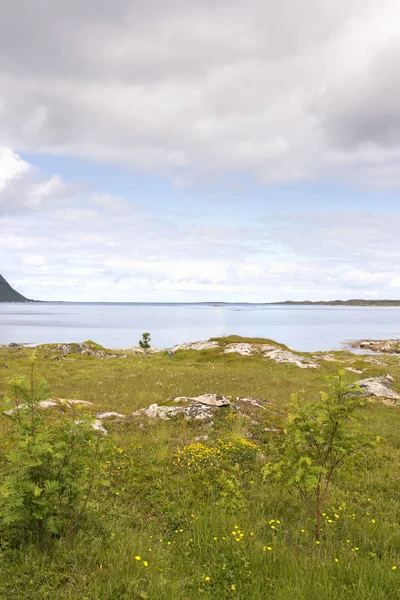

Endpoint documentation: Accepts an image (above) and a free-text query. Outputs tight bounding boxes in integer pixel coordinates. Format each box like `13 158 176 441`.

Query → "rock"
96 411 125 419
323 355 337 362
91 420 108 434
130 393 276 424
263 349 319 369
259 344 278 352
131 402 215 421
173 393 231 407
345 368 365 374
58 399 93 407
356 376 400 401
351 339 400 354
56 344 74 355
39 400 59 409
235 397 271 409
120 346 160 355
170 341 220 353
224 343 255 355
365 357 387 366
53 342 126 359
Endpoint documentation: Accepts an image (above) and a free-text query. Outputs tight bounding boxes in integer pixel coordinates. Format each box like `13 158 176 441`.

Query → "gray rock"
259 344 278 352
263 349 319 369
131 402 214 421
224 343 254 355
356 376 400 400
58 398 93 407
173 393 231 407
91 419 108 434
235 397 271 409
96 411 125 419
130 393 275 424
170 340 220 353
39 400 59 408
56 344 74 355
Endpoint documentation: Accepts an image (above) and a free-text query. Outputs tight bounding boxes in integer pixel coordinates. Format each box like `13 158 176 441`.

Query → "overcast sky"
1 0 399 302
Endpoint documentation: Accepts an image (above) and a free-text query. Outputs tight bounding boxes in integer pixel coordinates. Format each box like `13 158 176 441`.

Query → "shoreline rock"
349 339 400 354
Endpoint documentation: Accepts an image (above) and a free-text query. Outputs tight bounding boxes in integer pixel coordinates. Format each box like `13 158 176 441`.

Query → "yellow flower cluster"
174 438 258 471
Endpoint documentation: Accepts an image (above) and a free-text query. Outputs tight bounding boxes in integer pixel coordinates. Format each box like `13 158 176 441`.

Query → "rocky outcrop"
43 342 128 359
351 339 400 353
224 343 255 355
355 375 400 401
130 393 274 423
263 349 319 369
170 341 220 353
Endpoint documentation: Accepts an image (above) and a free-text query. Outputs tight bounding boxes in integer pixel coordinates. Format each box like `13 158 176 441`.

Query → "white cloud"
0 148 399 301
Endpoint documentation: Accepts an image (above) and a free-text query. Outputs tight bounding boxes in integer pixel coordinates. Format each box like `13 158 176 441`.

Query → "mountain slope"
0 274 30 302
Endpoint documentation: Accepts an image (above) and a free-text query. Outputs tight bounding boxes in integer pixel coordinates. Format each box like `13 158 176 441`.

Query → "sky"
0 0 400 302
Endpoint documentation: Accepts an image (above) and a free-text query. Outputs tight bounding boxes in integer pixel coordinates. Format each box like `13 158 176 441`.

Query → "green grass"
1 338 400 599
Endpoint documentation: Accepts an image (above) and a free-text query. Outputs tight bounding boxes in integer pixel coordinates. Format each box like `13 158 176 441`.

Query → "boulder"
356 376 400 401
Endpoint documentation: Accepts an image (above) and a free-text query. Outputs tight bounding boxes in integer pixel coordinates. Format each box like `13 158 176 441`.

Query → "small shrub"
0 359 105 548
139 332 151 351
262 373 373 541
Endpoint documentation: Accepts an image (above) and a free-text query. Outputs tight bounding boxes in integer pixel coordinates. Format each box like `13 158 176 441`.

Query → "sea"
1 302 400 352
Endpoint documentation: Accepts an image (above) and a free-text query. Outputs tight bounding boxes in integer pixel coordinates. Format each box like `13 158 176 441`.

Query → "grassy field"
1 336 400 599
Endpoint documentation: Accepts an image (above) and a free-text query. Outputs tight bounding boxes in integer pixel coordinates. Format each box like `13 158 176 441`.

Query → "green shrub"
263 373 374 541
0 359 105 548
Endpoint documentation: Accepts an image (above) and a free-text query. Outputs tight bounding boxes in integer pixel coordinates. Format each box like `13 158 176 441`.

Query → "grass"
1 337 400 599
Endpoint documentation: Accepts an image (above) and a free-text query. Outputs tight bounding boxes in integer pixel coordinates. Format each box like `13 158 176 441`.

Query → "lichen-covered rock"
263 349 319 369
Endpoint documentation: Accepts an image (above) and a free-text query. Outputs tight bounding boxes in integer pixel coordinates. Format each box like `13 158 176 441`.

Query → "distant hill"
269 299 400 307
0 274 30 302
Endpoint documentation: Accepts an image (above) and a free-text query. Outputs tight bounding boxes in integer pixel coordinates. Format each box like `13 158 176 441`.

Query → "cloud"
1 0 400 187
0 146 81 214
1 148 400 301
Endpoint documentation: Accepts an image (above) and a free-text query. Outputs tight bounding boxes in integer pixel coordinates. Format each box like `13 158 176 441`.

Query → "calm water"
0 302 400 352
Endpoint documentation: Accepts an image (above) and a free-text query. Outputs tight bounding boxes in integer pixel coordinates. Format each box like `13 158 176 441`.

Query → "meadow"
1 336 400 599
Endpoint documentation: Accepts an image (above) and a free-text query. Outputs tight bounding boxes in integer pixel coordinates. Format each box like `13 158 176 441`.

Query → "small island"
268 299 400 307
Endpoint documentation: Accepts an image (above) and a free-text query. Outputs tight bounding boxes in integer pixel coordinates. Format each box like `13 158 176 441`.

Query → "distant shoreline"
2 299 400 307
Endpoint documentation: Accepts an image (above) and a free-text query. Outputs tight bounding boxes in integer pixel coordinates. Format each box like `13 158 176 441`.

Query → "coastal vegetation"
0 337 400 599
